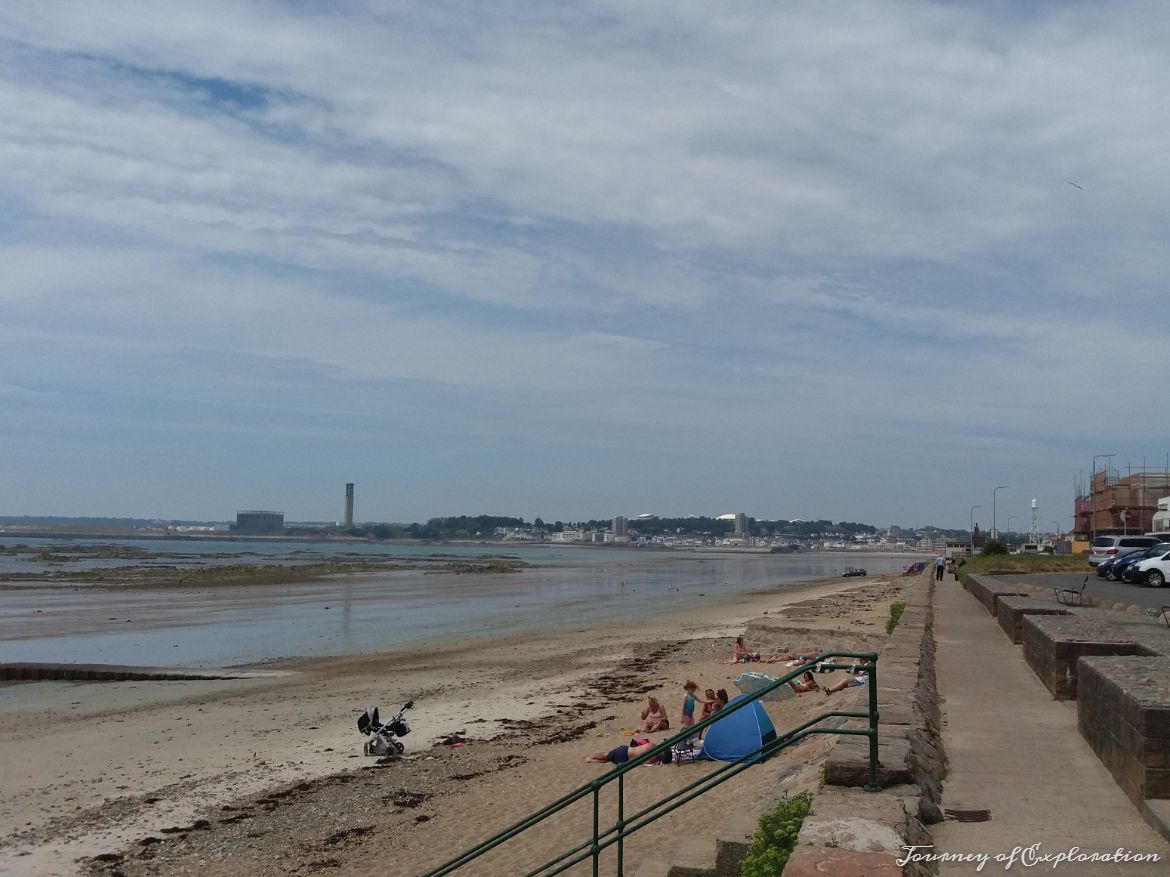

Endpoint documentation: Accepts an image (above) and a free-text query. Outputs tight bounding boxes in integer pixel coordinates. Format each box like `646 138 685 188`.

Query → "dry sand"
0 574 907 876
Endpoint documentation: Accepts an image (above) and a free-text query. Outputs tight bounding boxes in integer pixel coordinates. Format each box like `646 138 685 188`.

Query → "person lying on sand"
584 738 672 765
776 654 816 669
640 697 670 732
761 649 811 663
823 668 869 694
727 636 760 664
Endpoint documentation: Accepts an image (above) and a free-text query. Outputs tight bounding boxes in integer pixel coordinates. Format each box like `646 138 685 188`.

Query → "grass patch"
886 601 906 634
961 554 1087 575
740 792 812 877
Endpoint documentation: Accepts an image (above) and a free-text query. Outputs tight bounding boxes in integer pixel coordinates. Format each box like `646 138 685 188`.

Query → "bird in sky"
1067 180 1084 190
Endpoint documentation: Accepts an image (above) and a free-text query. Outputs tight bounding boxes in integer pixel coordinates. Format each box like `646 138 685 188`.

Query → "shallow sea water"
0 537 921 668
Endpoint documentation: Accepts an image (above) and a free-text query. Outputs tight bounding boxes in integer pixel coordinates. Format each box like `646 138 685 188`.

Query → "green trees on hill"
409 515 527 540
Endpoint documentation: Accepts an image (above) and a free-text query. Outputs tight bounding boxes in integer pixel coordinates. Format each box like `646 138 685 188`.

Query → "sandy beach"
0 567 909 876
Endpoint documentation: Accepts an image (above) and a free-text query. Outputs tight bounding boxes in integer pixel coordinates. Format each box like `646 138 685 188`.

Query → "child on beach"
680 680 698 730
700 688 718 720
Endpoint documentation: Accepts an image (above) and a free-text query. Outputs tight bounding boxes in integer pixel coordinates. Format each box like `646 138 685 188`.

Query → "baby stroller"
358 700 414 757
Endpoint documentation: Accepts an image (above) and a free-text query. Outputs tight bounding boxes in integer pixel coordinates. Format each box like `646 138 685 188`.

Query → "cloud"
0 1 1167 522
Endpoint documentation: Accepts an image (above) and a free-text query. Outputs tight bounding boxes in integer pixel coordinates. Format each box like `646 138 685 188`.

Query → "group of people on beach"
638 681 729 734
586 632 871 765
727 636 869 695
726 636 812 666
585 680 729 766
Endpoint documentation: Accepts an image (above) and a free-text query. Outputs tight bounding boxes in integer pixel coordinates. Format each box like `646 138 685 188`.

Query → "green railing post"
617 772 625 876
592 784 600 877
865 655 881 792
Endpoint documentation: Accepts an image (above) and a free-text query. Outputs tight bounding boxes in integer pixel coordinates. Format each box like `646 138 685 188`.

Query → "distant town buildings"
231 510 284 535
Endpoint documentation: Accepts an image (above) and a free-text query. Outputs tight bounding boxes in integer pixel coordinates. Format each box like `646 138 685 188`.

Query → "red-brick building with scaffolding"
1075 469 1170 537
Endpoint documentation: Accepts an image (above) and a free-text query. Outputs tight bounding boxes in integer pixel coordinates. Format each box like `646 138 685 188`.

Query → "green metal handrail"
419 651 880 877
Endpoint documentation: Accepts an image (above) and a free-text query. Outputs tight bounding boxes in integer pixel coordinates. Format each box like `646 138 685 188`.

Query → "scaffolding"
1074 464 1170 537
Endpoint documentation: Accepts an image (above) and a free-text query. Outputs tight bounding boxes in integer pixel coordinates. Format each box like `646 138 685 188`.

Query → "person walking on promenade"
935 555 946 581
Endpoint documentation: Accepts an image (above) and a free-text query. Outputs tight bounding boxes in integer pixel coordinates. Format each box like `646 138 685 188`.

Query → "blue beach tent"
701 695 777 763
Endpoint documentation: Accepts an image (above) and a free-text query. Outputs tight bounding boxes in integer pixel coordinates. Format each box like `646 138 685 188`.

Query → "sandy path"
0 573 907 876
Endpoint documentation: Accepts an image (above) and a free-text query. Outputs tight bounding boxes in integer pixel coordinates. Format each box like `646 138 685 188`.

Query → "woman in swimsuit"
727 636 760 664
789 670 820 693
640 697 670 732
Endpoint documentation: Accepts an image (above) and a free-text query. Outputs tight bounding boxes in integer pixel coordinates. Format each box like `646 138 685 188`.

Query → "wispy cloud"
0 1 1166 524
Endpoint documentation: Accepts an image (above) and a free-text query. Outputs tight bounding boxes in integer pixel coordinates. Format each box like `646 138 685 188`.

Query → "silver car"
1088 535 1163 567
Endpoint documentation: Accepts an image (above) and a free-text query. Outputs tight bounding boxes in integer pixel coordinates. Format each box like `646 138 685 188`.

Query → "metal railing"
419 651 880 877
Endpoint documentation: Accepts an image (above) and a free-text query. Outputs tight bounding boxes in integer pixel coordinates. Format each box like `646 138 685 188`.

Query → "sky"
1 1 1168 530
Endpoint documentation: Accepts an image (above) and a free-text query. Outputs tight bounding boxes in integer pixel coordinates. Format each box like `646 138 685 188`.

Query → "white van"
1088 535 1163 567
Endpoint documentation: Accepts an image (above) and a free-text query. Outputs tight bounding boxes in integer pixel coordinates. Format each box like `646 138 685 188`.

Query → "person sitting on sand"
640 697 670 732
788 670 820 694
727 636 760 664
823 668 869 695
584 737 672 766
700 688 718 720
714 688 729 711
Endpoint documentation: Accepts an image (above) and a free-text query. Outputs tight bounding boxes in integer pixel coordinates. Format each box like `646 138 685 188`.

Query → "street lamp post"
969 505 982 553
1091 453 1115 543
1052 520 1062 548
992 486 1009 541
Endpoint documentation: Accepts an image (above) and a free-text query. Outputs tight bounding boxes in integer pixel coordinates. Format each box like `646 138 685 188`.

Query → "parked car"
1117 544 1170 582
1133 547 1170 588
1088 535 1163 567
1096 555 1125 579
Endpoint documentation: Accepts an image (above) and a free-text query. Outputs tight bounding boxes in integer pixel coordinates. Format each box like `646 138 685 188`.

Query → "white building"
1153 496 1170 536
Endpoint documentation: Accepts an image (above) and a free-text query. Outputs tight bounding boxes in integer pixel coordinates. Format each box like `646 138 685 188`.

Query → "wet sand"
0 570 908 876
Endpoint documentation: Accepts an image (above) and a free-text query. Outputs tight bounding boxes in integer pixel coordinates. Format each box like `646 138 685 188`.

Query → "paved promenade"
986 569 1170 612
929 580 1170 875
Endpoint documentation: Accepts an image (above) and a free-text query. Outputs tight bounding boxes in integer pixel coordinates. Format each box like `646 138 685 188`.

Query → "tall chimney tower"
344 483 354 527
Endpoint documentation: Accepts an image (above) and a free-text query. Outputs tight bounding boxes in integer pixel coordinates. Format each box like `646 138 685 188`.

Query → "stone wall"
1078 656 1170 805
789 572 943 876
958 572 1170 841
994 596 1070 644
1022 614 1157 700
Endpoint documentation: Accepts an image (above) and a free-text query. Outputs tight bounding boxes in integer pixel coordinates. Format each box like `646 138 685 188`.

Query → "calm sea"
0 536 922 668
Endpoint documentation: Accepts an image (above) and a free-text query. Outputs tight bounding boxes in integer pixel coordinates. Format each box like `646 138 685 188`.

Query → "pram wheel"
392 740 405 755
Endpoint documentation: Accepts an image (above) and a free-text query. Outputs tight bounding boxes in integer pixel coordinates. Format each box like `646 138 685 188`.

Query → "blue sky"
1 1 1168 529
